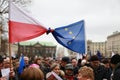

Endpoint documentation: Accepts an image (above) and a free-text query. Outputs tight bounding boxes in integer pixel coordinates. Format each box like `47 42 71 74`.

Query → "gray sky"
28 0 120 44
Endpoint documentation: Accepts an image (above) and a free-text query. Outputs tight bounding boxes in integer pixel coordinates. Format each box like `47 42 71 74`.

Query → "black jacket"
112 63 120 80
87 64 110 80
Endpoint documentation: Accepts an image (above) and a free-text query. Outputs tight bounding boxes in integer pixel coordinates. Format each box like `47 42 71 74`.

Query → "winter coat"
112 62 120 80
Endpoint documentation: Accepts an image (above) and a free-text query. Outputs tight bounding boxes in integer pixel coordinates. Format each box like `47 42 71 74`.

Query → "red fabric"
46 74 57 80
64 75 74 80
9 20 47 43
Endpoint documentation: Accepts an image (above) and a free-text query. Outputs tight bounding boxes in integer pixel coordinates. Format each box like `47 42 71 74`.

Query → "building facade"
17 41 57 58
87 40 107 57
107 31 120 57
67 40 107 59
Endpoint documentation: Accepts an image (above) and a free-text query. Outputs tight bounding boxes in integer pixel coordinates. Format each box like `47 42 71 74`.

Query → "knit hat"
65 64 73 70
110 54 120 64
29 64 39 69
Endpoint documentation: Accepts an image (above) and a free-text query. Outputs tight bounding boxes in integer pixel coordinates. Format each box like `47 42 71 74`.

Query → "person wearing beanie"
60 56 70 72
64 63 76 80
110 54 120 80
87 55 110 80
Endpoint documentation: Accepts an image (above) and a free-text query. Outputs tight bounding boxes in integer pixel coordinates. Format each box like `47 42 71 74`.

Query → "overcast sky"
28 0 120 44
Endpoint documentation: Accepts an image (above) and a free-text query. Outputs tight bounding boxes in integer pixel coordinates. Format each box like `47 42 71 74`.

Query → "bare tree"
0 0 31 39
0 0 31 16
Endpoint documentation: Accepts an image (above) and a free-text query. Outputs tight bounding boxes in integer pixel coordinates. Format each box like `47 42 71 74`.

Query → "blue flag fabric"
97 51 102 61
52 20 86 54
18 55 25 74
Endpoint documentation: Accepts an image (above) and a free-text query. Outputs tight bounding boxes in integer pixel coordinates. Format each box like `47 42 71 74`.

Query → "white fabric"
46 71 63 80
9 1 42 25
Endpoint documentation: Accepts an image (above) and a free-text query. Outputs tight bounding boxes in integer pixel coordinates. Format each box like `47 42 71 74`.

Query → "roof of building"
107 31 120 38
19 41 56 47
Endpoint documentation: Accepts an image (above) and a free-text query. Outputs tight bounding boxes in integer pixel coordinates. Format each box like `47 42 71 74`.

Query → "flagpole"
8 0 12 69
9 43 12 68
84 20 87 55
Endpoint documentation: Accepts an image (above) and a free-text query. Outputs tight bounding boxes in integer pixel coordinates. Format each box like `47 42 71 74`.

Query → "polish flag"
9 1 47 43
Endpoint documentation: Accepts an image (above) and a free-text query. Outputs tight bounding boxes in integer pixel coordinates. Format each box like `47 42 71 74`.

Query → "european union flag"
52 20 86 54
18 55 25 74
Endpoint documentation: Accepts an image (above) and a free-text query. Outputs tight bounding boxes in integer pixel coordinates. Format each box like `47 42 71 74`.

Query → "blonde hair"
20 67 44 80
78 66 94 80
50 63 60 70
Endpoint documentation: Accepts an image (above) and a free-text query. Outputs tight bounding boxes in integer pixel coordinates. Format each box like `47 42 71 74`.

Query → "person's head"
50 63 60 75
20 67 44 80
61 57 70 67
34 57 42 65
78 66 94 80
71 58 78 67
102 58 110 68
65 63 74 76
3 58 11 68
90 55 100 69
110 54 120 69
24 56 29 65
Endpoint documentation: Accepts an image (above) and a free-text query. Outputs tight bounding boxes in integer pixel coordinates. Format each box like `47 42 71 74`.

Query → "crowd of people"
0 53 120 80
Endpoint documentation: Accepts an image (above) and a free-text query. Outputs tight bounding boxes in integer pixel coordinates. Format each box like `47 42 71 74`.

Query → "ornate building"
17 41 57 58
107 31 120 57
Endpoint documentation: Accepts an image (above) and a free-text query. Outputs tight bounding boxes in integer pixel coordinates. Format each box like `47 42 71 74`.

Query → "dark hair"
102 58 109 64
0 55 3 63
110 54 120 64
90 55 99 61
78 59 82 63
62 57 70 63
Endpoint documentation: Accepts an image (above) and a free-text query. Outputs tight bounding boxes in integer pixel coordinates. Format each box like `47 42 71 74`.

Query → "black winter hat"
62 57 70 63
90 55 99 61
110 54 120 64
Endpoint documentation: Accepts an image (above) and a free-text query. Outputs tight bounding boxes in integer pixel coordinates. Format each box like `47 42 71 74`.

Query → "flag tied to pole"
9 1 86 54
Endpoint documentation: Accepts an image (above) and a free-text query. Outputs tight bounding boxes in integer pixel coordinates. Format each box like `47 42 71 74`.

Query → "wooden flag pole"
8 1 15 80
8 43 13 80
9 0 12 69
9 43 12 68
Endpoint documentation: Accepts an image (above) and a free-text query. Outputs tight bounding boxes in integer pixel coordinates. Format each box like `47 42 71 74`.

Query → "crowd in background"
0 53 120 80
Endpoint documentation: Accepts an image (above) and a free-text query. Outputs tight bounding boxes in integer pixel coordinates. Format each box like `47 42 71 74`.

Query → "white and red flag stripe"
9 1 47 43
